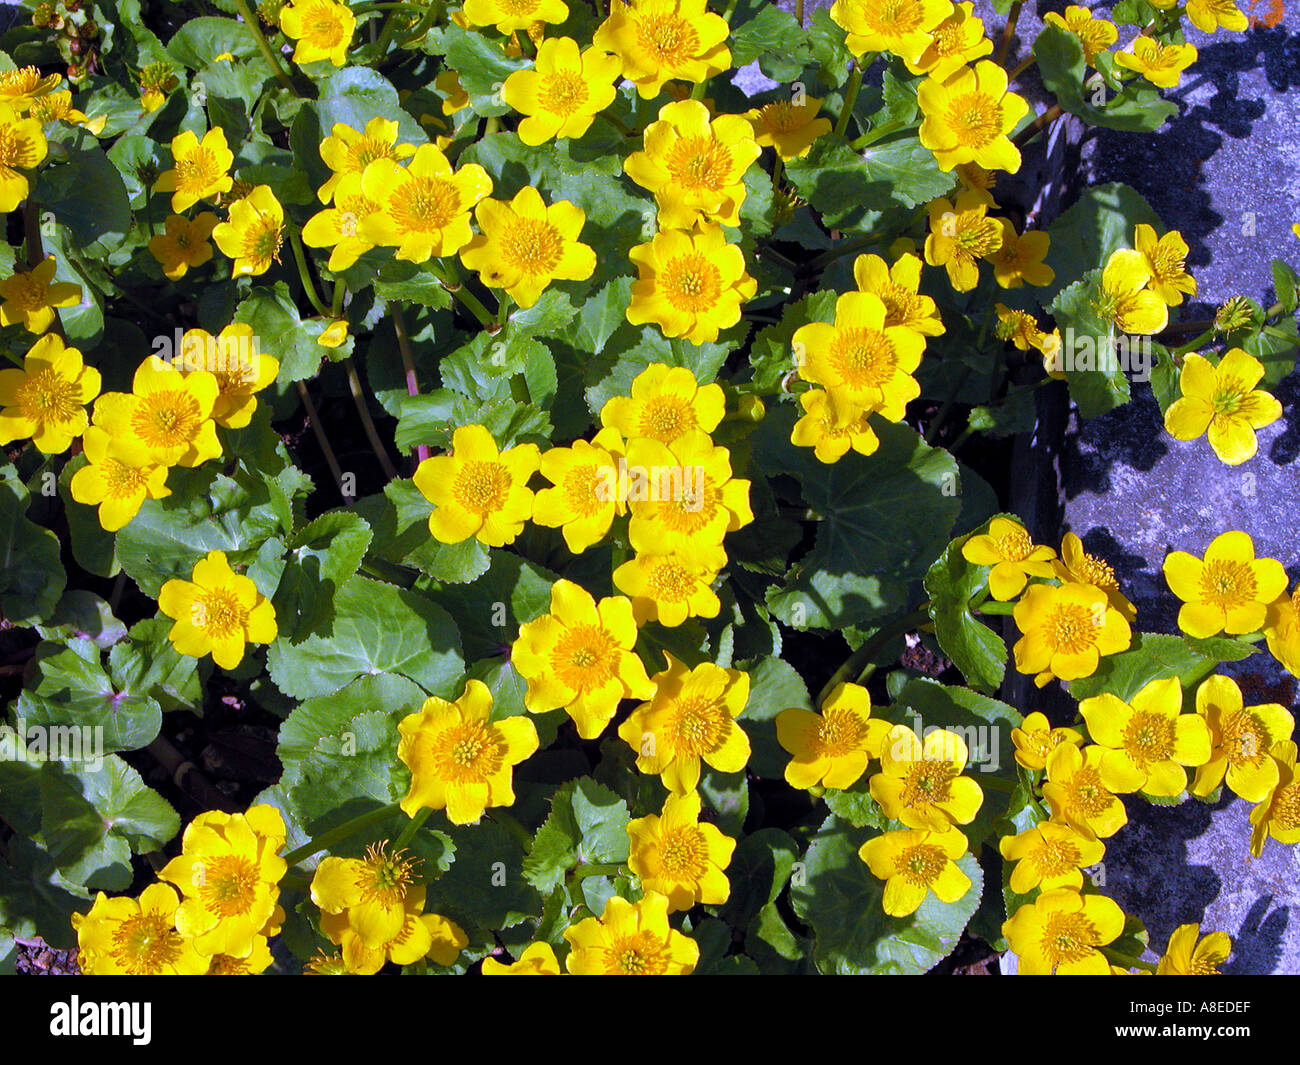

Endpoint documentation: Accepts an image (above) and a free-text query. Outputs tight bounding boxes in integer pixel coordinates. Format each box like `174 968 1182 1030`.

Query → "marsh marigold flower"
627 224 756 343
1096 248 1168 335
852 252 945 335
599 362 724 444
1185 0 1248 33
531 427 625 552
0 66 61 111
69 427 171 531
503 37 623 145
302 173 380 271
905 2 993 79
790 388 881 463
1264 584 1300 678
1157 924 1232 974
280 0 355 66
860 826 972 917
960 515 1057 601
316 118 415 204
1012 581 1131 687
1248 740 1300 857
613 541 727 626
0 333 99 453
207 937 275 975
0 257 81 334
73 883 208 976
987 219 1054 288
155 127 234 213
1044 5 1118 65
159 550 278 669
831 0 953 63
1163 349 1281 466
91 354 221 468
482 942 562 974
918 60 1027 173
563 892 698 974
998 821 1104 894
1043 743 1128 838
1133 223 1196 306
1003 889 1125 975
361 145 492 262
213 184 284 278
1115 37 1198 89
1162 530 1287 639
628 791 735 912
746 95 832 160
924 189 1001 292
148 212 219 280
0 101 48 212
1053 531 1136 621
776 680 890 790
1010 710 1083 771
463 0 568 34
593 0 731 99
870 724 984 830
994 304 1044 351
1190 674 1293 802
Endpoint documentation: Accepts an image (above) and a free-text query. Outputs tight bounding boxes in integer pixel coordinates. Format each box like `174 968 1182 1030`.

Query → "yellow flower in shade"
831 0 954 63
412 423 540 547
155 127 234 213
792 292 925 416
955 161 996 191
1011 711 1083 771
1096 248 1169 335
1185 0 1248 33
1264 584 1300 678
924 189 1002 292
361 145 492 262
1132 223 1196 306
1012 582 1131 687
905 2 993 79
1190 674 1293 802
1157 923 1232 975
304 950 350 974
463 0 567 33
72 883 208 976
746 96 832 160
628 791 735 912
213 184 284 278
158 550 278 669
1115 37 1198 89
512 579 654 739
617 654 750 793
91 355 221 468
69 427 171 531
593 0 730 99
790 388 881 463
503 37 623 146
0 101 48 212
157 806 287 959
316 118 416 204
1053 531 1137 622
993 305 1044 351
563 892 699 974
532 427 625 552
624 430 753 554
626 224 756 343
175 325 280 430
482 942 562 974
1162 531 1287 639
1078 677 1212 796
613 541 727 626
0 333 99 453
960 516 1057 601
148 212 219 280
987 220 1054 288
280 0 355 66
599 363 724 444
397 678 539 824
624 99 760 229
998 821 1105 894
1248 740 1300 857
1034 328 1067 380
1042 743 1128 838
318 319 349 348
776 680 891 790
459 187 596 309
302 173 379 271
1163 350 1282 466
852 252 945 336
1003 889 1125 975
1044 6 1118 65
860 826 972 917
870 724 984 830
917 61 1027 173
0 257 82 334
207 936 276 974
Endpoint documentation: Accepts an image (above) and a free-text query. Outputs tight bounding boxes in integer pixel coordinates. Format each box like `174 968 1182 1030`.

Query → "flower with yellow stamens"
28 89 103 133
1095 248 1169 334
999 821 1104 894
302 173 379 271
776 680 891 790
138 62 178 113
593 0 731 99
1011 710 1083 771
0 66 62 112
923 189 1002 292
396 678 540 824
0 101 47 212
1053 531 1136 621
531 427 625 552
463 0 568 34
69 427 172 531
1043 742 1128 838
1157 924 1232 975
1264 583 1300 678
861 826 972 917
155 127 234 213
280 0 355 66
1044 5 1118 65
1013 581 1131 687
176 324 280 430
628 791 735 912
158 550 278 669
918 60 1027 173
1163 530 1287 639
0 257 81 334
0 333 99 453
563 892 699 974
617 654 750 793
955 161 996 190
316 118 416 204
626 224 756 343
1115 36 1198 88
831 0 954 63
72 883 209 976
1003 889 1125 975
746 95 832 160
90 355 222 468
304 951 350 974
993 304 1045 351
870 724 984 830
961 515 1057 601
1249 740 1300 857
987 219 1054 288
1163 351 1281 466
1185 0 1248 33
207 937 276 974
1133 223 1196 306
790 388 881 463
599 362 724 444
213 184 285 278
906 2 993 79
1191 674 1292 802
412 423 540 547
482 942 562 974
361 145 492 262
613 541 727 627
503 36 623 145
852 252 945 335
148 212 219 280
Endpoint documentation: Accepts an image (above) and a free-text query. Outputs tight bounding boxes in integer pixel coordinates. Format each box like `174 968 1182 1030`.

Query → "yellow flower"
155 127 234 213
626 224 755 343
593 0 731 99
463 0 568 33
790 388 881 463
870 724 984 830
503 36 623 145
72 883 209 976
1163 349 1281 466
302 173 379 271
175 324 279 429
434 70 470 117
831 0 954 63
563 892 699 974
158 805 287 959
599 362 724 444
792 291 925 416
531 427 625 552
482 942 562 974
0 333 99 453
1248 740 1300 857
28 89 103 133
1190 674 1292 802
1185 0 1249 33
905 2 993 79
1133 223 1196 306
213 184 284 278
1043 743 1128 838
617 653 750 793
280 0 355 66
0 257 82 333
316 118 416 204
206 936 276 974
69 427 172 532
924 189 1002 292
1011 711 1083 770
993 304 1044 351
613 541 727 626
1163 530 1287 639
960 515 1057 601
624 99 760 229
954 161 996 191
860 826 971 917
1096 248 1169 335
158 550 278 669
917 61 1027 173
459 186 596 309
361 144 492 262
0 101 48 212
1044 6 1118 65
91 355 220 468
628 791 735 912
1157 923 1232 975
397 677 540 824
1264 583 1300 678
998 821 1105 894
776 680 890 790
1034 328 1067 380
746 95 832 160
1012 581 1131 687
1003 889 1125 975
412 423 540 546
0 67 62 112
852 252 945 335
987 219 1054 288
318 319 349 347
1115 36 1197 88
1053 531 1136 622
147 212 219 280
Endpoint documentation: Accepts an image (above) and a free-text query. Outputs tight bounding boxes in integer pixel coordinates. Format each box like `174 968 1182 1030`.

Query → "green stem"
393 807 432 850
996 0 1023 66
1172 329 1215 358
427 259 494 327
771 154 784 198
344 356 401 482
497 290 512 328
288 223 331 317
281 804 403 867
1012 104 1063 149
331 277 345 317
833 63 865 140
392 305 429 464
231 0 298 96
488 809 533 851
1007 54 1036 81
795 0 804 25
817 606 931 705
1100 946 1158 973
570 863 625 880
296 380 348 500
976 601 1016 615
597 109 635 136
807 232 880 272
359 556 421 587
924 365 972 445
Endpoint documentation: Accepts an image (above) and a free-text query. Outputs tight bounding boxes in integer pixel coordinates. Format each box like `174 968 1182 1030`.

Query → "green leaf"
424 550 556 661
739 655 812 780
273 511 373 642
0 836 86 950
1067 632 1256 702
0 468 65 626
31 144 132 256
523 777 631 897
443 24 530 116
824 775 890 829
717 827 800 930
315 65 427 142
1049 272 1133 418
424 818 542 941
1043 182 1164 300
730 6 805 67
924 523 1009 693
233 282 324 385
1272 259 1299 315
367 478 493 582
